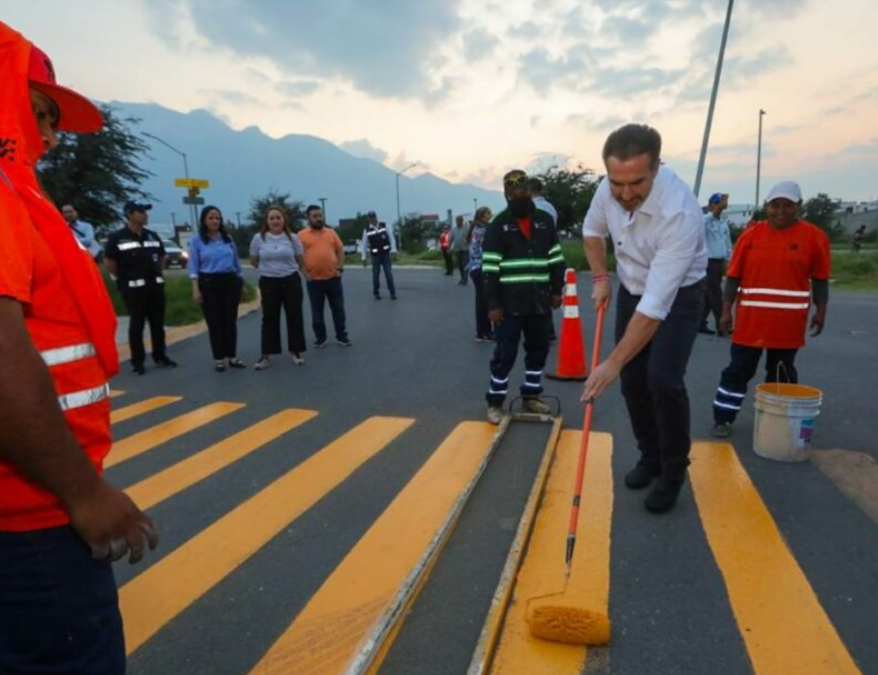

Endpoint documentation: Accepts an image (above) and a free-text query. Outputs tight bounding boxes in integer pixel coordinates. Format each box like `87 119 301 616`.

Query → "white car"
161 239 189 268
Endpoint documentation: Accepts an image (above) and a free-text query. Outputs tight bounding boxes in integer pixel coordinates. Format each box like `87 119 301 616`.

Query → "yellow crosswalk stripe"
248 421 498 675
119 416 414 655
105 402 245 469
126 409 317 511
690 442 862 675
110 389 125 398
488 431 614 675
110 396 182 425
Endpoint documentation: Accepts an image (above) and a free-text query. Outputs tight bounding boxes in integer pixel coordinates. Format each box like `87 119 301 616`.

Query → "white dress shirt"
533 196 558 226
582 166 707 320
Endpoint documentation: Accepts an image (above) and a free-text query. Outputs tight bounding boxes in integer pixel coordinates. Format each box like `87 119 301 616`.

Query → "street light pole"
234 211 242 228
395 162 418 252
319 197 327 223
473 198 478 214
693 0 734 199
142 131 197 228
755 109 766 208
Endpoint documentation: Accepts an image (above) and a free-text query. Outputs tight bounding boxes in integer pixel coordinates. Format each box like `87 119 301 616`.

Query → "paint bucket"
753 383 823 462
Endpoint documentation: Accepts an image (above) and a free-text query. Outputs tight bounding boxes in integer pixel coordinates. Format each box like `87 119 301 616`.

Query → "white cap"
765 180 802 204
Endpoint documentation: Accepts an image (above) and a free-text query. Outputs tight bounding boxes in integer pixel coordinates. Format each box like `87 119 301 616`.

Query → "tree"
533 164 598 235
38 104 152 230
247 190 305 232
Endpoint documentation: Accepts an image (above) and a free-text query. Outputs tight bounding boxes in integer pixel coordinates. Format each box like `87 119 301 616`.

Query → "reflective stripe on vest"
740 287 810 311
117 241 141 251
57 383 110 412
41 342 96 367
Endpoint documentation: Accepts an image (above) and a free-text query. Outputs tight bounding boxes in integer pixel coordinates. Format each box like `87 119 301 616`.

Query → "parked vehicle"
162 239 189 268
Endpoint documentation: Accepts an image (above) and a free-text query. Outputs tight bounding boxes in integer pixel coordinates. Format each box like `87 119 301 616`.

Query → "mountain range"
110 102 505 228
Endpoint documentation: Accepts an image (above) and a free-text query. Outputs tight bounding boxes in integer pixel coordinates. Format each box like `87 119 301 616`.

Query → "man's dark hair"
528 178 544 194
305 204 322 215
602 124 662 168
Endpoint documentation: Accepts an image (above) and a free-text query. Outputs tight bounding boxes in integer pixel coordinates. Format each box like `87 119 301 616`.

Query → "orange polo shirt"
298 227 343 281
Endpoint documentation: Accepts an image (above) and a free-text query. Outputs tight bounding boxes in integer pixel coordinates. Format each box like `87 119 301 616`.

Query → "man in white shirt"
529 178 558 226
581 124 707 513
61 204 101 261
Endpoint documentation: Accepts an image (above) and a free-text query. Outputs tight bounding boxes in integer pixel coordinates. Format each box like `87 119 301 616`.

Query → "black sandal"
214 360 226 372
228 358 247 369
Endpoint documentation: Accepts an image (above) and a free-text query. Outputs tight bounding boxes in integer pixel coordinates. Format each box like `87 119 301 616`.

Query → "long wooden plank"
248 421 498 675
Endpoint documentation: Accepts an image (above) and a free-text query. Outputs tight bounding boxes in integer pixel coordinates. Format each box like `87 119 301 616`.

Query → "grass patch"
831 251 878 289
101 271 257 326
560 240 617 272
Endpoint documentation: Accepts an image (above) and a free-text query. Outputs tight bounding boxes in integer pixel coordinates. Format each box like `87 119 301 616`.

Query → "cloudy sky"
8 0 878 202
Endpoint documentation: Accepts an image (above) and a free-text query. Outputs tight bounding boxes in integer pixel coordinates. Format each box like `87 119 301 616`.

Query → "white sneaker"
522 398 553 415
254 356 270 370
487 405 504 425
291 353 305 365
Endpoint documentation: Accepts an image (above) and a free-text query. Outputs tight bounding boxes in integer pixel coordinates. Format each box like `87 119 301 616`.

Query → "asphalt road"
110 267 878 674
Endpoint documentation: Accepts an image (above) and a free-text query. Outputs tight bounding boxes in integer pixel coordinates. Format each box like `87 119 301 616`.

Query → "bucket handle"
775 360 793 385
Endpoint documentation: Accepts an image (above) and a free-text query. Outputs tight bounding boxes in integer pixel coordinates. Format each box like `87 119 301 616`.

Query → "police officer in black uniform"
361 210 398 300
104 201 178 374
481 170 565 423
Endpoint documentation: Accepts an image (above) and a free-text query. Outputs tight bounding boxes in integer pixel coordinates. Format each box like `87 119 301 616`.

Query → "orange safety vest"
0 22 119 531
728 220 831 350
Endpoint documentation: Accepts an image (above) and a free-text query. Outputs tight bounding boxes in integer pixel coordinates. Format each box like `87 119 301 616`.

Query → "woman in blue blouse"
189 206 246 371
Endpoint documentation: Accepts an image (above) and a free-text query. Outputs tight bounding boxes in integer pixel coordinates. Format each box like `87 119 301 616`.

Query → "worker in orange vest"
0 21 158 673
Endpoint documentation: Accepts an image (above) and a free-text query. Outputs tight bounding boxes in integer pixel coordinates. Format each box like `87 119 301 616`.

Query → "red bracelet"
592 274 610 282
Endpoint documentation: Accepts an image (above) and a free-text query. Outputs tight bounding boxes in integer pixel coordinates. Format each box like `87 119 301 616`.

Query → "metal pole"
170 212 176 227
319 197 327 223
755 109 766 208
235 211 242 228
693 0 734 198
142 132 198 227
473 198 478 214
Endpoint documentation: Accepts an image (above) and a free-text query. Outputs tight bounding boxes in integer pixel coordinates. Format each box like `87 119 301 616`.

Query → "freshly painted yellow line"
110 389 125 398
104 402 244 468
110 396 182 425
690 442 862 675
119 416 414 655
248 421 497 675
489 431 613 675
125 409 317 511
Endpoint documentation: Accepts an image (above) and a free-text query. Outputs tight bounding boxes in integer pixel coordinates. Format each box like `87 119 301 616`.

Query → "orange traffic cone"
547 268 588 381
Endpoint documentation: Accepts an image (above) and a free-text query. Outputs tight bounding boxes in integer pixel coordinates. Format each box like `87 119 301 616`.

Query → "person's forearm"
607 312 661 369
0 300 102 509
584 237 609 275
336 252 344 270
104 258 118 276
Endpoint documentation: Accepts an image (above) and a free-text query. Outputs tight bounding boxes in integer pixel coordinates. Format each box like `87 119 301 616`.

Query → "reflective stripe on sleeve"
57 383 110 412
41 343 96 367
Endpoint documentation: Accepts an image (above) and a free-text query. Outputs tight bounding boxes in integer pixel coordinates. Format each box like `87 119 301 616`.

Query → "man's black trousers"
122 284 167 367
616 281 704 479
701 258 725 329
713 345 799 424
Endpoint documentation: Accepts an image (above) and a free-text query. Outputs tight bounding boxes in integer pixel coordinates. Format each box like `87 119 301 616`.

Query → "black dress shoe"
155 357 177 368
698 325 716 335
645 475 687 513
132 363 145 375
624 462 660 490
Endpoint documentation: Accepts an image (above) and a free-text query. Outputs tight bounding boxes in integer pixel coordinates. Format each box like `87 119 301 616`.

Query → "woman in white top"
249 206 307 369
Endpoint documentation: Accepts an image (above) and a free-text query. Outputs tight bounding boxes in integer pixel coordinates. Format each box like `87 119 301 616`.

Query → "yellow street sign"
174 178 211 189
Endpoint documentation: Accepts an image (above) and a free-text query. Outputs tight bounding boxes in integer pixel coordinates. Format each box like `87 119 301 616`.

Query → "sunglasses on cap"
503 170 529 189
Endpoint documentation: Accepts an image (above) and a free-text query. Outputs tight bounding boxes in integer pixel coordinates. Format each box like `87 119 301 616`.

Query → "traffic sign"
175 178 210 189
183 196 205 205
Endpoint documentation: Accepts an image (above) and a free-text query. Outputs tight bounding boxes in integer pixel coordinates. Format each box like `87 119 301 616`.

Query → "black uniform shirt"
104 227 166 291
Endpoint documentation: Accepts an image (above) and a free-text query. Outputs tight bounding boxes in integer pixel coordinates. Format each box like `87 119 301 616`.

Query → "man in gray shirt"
700 193 732 335
449 215 471 285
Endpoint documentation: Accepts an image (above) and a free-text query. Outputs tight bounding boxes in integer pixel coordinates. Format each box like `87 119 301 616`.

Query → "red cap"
28 45 103 132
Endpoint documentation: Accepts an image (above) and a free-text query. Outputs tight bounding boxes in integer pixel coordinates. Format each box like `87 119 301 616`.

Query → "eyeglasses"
503 171 528 188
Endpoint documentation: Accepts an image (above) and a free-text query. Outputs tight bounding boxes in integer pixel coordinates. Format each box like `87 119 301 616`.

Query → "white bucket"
753 383 823 462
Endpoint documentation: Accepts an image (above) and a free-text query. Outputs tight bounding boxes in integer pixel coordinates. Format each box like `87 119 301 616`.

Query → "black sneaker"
155 357 177 368
711 421 732 438
132 363 145 375
314 338 327 349
337 337 353 347
645 475 687 514
391 295 397 300
374 294 382 300
624 462 660 490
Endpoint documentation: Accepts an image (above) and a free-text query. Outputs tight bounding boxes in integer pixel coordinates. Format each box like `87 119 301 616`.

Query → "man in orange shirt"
711 181 831 437
0 22 157 673
298 205 352 347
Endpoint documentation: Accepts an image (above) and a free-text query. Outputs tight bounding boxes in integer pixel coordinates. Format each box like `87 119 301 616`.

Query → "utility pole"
234 211 242 228
693 0 735 198
142 132 198 227
395 163 418 252
319 197 327 223
755 109 766 208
